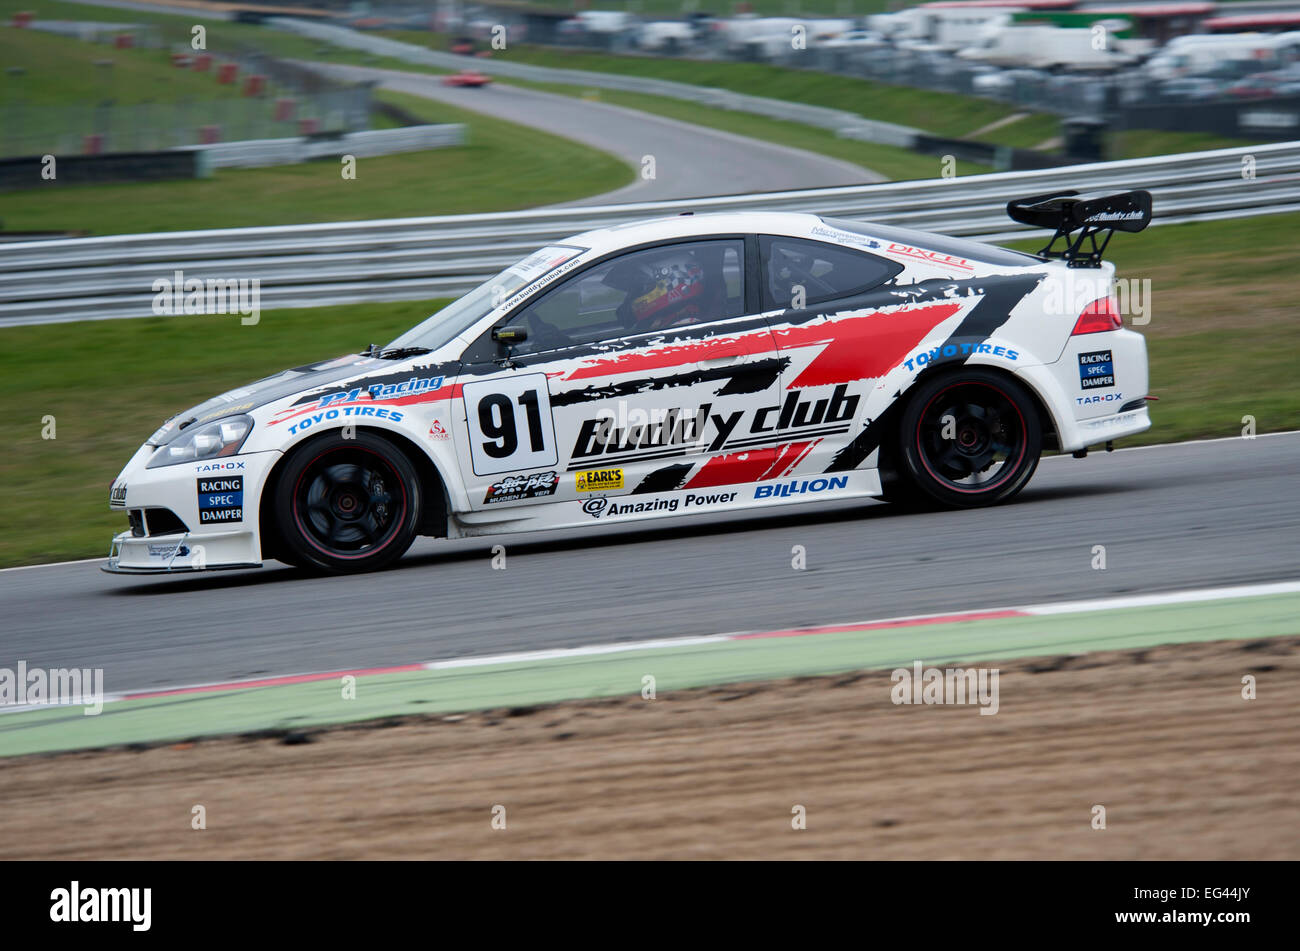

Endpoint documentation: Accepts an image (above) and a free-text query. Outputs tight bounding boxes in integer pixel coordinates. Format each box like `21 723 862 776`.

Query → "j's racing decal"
462 373 559 477
1079 350 1115 389
575 468 624 492
483 470 558 505
197 476 243 524
317 375 444 408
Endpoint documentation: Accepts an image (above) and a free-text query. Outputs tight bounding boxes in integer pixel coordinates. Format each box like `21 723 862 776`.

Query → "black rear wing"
1006 189 1152 267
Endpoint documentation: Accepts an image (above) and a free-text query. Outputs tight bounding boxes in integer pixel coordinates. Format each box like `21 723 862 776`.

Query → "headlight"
146 415 253 469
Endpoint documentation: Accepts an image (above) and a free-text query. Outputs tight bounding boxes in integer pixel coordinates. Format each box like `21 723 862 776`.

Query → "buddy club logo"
572 385 860 459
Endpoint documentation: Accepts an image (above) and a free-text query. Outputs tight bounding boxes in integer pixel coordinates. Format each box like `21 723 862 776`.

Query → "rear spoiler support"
1006 189 1152 267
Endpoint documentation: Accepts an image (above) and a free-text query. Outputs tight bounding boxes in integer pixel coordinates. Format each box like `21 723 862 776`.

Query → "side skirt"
446 469 883 538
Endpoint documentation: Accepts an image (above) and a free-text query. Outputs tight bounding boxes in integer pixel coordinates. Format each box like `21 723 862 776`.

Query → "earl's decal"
576 468 624 492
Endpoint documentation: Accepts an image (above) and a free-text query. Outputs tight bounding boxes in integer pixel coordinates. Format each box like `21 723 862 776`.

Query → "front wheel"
274 432 422 574
896 370 1041 509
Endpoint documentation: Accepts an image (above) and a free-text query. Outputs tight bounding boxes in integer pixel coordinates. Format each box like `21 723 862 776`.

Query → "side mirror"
492 326 528 345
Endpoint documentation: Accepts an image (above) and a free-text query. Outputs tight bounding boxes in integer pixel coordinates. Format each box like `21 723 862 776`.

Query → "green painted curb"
2 591 1296 757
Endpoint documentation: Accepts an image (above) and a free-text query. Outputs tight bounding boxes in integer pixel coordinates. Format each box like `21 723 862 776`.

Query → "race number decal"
462 374 559 476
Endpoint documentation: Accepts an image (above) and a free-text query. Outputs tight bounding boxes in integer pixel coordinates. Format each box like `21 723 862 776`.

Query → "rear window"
760 235 902 310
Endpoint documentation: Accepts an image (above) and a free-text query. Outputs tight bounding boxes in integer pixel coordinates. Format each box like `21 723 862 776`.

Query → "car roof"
567 211 824 255
565 210 1038 270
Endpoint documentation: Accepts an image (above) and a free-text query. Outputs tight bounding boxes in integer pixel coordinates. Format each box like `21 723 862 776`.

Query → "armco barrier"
0 142 1297 327
180 124 466 169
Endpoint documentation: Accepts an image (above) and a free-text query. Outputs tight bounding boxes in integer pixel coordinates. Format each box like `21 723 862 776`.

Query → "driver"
608 250 712 332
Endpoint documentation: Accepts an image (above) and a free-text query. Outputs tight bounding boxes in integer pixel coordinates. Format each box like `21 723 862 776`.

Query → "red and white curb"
4 579 1298 717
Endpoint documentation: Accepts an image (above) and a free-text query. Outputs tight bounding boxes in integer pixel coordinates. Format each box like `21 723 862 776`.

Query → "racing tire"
273 431 422 574
897 370 1041 509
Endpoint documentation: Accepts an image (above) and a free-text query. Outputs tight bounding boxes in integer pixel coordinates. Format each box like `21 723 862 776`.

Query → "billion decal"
753 476 849 499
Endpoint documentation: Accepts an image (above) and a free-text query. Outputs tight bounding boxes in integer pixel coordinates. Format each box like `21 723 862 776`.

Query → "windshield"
384 245 587 352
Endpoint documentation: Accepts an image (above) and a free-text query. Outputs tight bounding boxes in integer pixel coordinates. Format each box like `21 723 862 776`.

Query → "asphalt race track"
313 63 882 203
2 434 1297 694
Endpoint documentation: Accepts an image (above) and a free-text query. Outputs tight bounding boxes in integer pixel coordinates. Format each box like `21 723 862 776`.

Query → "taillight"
1072 296 1123 335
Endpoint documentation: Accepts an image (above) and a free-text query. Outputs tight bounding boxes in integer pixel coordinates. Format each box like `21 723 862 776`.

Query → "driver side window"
500 239 745 356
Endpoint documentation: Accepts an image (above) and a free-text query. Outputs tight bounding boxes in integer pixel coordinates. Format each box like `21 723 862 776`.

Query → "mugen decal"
483 471 559 505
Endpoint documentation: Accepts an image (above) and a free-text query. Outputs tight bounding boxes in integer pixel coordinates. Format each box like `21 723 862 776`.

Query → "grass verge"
0 85 631 233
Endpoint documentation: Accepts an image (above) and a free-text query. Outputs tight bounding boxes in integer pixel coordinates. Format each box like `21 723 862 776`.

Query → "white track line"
423 636 732 671
1021 580 1300 615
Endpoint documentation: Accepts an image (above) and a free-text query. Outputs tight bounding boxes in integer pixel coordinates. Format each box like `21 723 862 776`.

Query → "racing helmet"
611 251 707 329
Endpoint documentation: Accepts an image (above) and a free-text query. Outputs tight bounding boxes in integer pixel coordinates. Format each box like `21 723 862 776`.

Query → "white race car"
106 194 1153 575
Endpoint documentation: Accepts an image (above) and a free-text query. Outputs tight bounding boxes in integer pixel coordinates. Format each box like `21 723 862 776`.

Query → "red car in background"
442 70 493 88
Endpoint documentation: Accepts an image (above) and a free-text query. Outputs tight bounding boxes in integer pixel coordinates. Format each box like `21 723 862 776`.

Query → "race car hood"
147 353 380 447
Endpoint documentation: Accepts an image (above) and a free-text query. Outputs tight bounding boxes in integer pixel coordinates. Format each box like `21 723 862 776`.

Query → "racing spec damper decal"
824 274 1045 474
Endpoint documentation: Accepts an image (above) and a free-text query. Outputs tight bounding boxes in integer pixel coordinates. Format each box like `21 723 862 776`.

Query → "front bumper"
103 530 262 573
104 447 279 573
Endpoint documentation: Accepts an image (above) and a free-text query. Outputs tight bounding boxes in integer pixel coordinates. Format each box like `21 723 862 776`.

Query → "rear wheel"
274 432 422 574
896 370 1041 509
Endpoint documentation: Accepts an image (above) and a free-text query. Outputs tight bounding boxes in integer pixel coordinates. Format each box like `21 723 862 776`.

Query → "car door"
452 237 785 513
756 234 912 476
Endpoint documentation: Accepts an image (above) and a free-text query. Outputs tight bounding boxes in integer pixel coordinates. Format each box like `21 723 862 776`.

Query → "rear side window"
760 236 901 310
